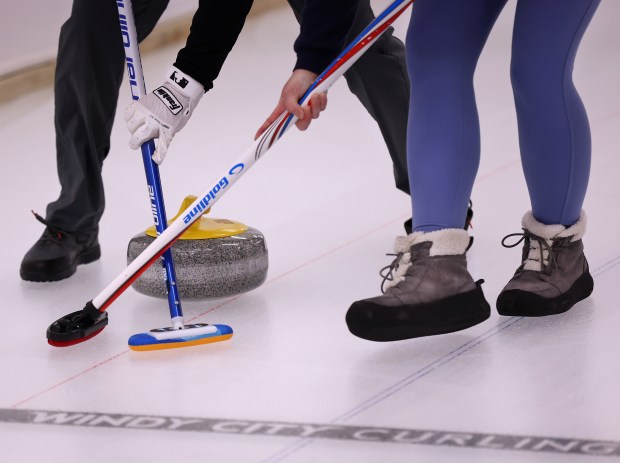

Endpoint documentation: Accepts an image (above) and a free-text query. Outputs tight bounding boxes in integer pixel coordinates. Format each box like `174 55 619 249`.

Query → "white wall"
0 0 198 76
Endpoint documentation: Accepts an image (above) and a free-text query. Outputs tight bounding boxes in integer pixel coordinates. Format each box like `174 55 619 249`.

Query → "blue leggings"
406 0 600 231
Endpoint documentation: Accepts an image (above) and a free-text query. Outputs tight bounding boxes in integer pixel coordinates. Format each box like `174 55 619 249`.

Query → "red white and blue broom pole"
46 0 415 346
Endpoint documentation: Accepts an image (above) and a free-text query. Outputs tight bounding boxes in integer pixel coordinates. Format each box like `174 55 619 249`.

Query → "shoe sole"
20 245 101 282
346 283 491 342
496 272 594 317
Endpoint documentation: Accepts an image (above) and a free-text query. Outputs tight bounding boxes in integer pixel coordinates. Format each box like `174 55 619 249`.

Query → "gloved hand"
124 66 204 164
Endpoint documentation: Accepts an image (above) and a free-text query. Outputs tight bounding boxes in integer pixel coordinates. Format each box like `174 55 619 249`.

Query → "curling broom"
46 0 415 347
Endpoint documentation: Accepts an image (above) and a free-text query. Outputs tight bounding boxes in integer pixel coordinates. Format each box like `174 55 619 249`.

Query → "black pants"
47 0 169 233
287 0 410 195
47 0 409 234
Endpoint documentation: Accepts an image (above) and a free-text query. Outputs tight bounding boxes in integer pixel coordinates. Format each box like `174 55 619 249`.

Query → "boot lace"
379 252 405 293
31 211 66 242
501 230 558 274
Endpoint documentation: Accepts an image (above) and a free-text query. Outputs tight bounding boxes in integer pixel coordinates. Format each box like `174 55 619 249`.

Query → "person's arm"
256 0 358 138
125 1 253 164
175 0 253 92
293 0 358 74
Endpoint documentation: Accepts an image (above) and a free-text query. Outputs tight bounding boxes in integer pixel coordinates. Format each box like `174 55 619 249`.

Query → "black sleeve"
174 0 254 92
293 0 359 74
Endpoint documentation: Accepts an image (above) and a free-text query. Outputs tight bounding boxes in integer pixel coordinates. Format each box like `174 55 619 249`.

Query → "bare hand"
255 69 327 139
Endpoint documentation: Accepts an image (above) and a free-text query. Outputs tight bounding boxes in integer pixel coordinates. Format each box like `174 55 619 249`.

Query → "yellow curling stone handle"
145 195 248 240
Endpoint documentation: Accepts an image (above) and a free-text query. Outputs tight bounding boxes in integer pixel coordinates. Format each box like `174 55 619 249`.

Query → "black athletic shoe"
20 212 100 282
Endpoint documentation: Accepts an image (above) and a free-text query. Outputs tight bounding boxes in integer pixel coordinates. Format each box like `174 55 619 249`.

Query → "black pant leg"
287 0 410 195
46 0 169 234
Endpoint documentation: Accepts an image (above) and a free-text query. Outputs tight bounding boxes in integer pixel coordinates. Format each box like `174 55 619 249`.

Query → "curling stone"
127 195 268 299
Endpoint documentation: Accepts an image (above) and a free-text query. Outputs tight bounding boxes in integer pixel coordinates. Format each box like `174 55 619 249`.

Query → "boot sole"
496 272 594 317
20 245 101 282
346 283 491 342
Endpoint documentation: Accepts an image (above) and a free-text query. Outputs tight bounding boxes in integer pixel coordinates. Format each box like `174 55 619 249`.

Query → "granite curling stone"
127 195 268 299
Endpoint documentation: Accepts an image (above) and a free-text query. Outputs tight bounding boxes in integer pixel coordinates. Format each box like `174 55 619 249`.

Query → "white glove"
124 66 204 164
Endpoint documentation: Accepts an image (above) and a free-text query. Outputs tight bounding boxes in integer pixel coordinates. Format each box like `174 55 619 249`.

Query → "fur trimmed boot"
496 211 594 316
346 229 490 341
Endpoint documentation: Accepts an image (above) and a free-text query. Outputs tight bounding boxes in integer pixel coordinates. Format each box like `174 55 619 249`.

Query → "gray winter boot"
346 229 490 341
496 211 593 316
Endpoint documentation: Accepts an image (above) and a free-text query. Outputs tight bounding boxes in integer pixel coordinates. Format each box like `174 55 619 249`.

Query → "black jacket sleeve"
174 0 254 92
293 0 359 74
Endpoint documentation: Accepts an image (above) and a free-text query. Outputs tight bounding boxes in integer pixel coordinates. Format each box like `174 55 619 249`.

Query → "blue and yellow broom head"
128 323 233 351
